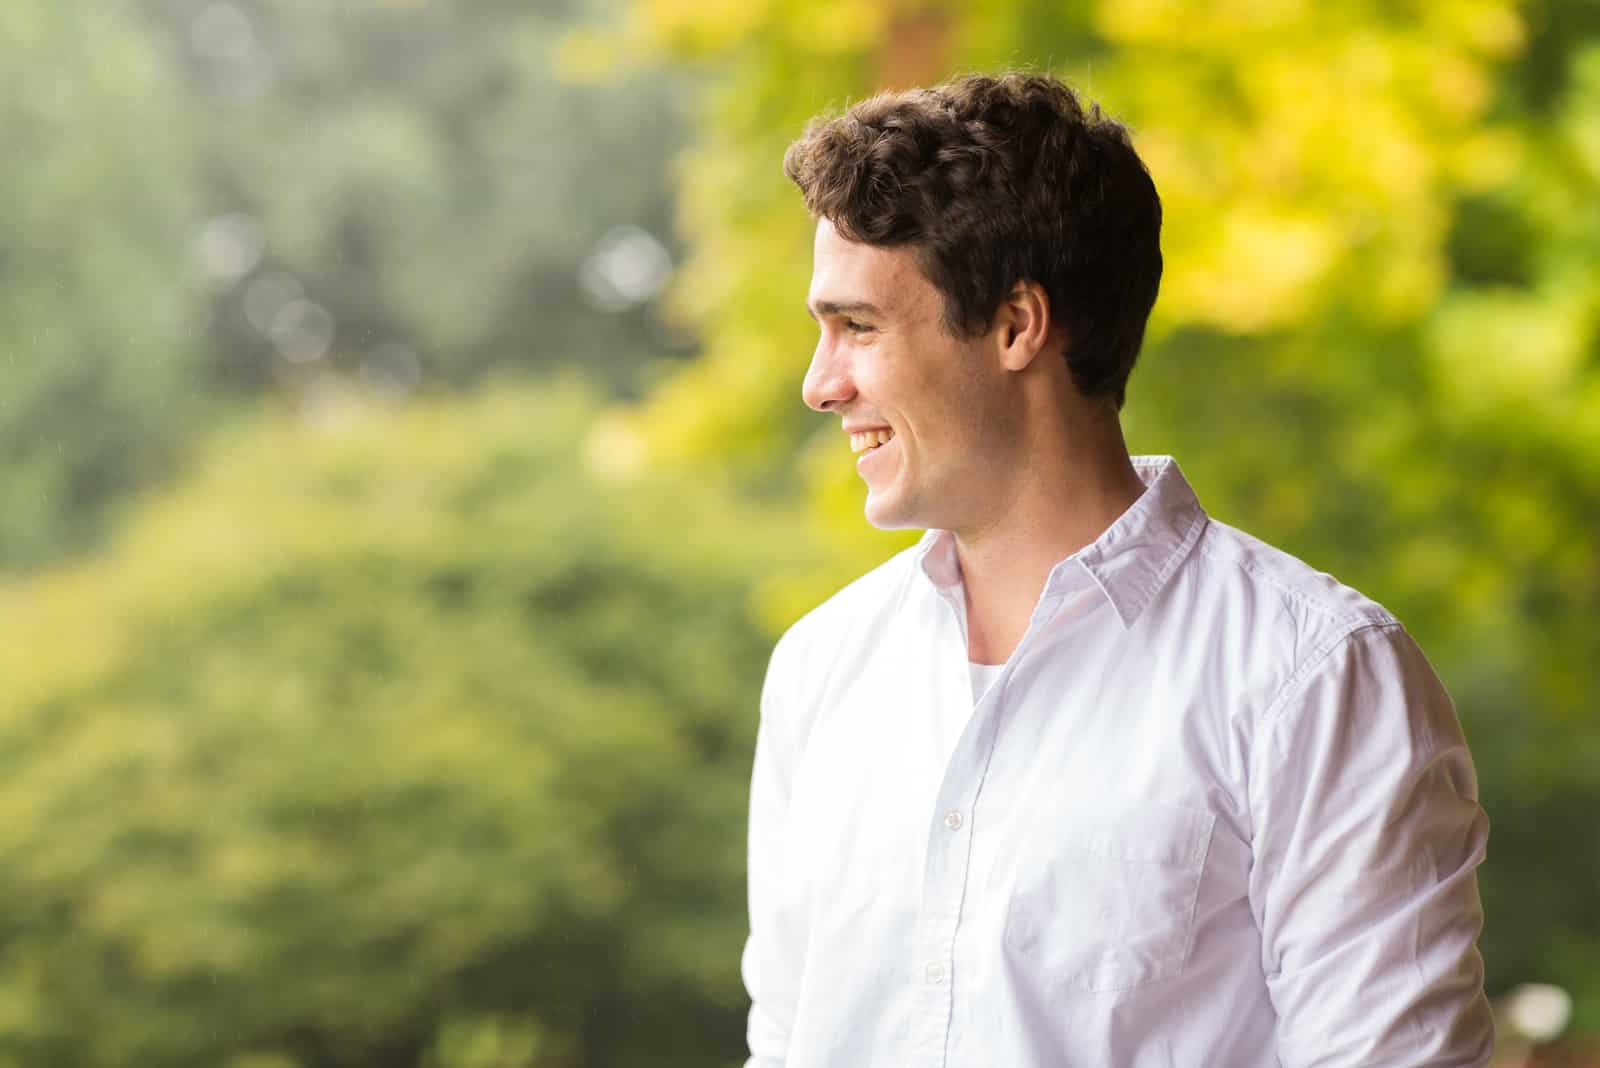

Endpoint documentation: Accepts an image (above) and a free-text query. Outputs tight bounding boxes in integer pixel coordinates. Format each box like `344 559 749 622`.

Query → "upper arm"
742 629 806 1065
1248 623 1494 1066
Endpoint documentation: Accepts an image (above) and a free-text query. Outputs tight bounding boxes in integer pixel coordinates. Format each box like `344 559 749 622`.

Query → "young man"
742 72 1492 1066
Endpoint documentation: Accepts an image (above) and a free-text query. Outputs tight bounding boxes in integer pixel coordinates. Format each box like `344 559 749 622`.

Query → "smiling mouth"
849 428 895 454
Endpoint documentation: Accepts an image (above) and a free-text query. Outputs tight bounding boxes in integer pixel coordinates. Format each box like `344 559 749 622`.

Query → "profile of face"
802 219 1023 534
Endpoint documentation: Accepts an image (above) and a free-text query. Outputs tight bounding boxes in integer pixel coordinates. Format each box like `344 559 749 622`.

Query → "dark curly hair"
783 72 1162 409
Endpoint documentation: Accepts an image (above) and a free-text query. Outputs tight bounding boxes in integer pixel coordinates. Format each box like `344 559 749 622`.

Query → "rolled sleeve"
1249 622 1494 1066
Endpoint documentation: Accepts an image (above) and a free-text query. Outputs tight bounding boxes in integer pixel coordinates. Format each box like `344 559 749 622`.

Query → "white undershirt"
967 659 1006 705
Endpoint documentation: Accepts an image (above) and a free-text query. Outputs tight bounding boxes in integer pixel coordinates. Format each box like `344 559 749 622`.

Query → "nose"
802 335 854 413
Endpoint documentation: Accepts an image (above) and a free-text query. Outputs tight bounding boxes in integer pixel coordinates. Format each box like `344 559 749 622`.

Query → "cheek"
931 368 1004 440
949 394 1021 481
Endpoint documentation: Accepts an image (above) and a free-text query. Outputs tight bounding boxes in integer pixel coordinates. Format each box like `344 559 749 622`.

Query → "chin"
862 492 925 532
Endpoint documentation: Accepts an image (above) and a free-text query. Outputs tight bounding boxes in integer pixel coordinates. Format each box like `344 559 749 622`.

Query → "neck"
954 391 1146 664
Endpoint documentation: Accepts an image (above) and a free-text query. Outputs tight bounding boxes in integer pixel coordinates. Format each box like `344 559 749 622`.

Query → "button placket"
910 582 1075 1067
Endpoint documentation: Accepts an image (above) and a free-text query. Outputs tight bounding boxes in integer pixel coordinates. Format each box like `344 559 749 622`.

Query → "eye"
844 319 872 334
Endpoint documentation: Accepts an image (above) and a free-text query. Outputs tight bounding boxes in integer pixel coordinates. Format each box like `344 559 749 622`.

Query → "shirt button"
925 962 945 984
943 810 963 831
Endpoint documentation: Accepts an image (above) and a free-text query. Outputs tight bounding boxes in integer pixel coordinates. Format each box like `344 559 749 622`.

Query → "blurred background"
1 0 1596 1065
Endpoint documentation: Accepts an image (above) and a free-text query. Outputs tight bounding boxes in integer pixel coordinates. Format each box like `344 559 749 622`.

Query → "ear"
995 280 1062 373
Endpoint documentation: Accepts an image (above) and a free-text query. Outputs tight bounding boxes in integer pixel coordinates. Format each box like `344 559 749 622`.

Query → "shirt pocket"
1002 799 1216 994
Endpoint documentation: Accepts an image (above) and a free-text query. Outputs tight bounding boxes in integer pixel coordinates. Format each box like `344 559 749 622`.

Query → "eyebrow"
806 300 885 321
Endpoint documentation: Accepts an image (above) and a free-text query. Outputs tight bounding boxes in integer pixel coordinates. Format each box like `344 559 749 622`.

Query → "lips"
856 432 896 471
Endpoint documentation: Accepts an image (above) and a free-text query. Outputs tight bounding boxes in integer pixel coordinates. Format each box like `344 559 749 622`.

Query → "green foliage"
0 377 814 1067
1 0 693 573
0 0 206 569
611 0 1600 1032
136 0 694 391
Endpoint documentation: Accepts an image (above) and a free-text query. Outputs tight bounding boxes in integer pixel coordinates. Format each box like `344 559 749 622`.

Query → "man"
741 72 1493 1066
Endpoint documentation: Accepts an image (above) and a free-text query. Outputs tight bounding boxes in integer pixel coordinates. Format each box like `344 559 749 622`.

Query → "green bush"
0 376 814 1068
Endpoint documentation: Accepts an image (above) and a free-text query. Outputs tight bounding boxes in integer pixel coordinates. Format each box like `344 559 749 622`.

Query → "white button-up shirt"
742 455 1492 1067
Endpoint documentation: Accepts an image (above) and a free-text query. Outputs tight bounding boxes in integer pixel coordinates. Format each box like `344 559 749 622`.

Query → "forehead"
807 219 934 317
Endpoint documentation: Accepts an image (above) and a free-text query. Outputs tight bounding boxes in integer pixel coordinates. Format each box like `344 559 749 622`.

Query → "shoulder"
768 539 923 676
1179 518 1410 712
1193 518 1394 625
757 541 922 756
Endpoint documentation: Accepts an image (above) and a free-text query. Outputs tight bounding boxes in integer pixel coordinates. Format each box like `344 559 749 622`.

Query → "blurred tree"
608 0 1600 1031
2 0 695 573
0 377 814 1068
0 0 206 570
134 0 695 394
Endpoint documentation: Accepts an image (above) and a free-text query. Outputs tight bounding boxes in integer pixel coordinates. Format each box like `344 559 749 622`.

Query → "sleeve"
1248 622 1494 1067
741 630 805 1067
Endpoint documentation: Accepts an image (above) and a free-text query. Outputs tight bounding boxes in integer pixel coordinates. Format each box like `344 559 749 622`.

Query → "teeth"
849 429 894 453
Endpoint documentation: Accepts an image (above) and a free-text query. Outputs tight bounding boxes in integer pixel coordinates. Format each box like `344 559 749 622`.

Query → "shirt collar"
912 455 1209 630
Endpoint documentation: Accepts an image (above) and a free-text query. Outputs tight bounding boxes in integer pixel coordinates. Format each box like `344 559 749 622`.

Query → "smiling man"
739 72 1493 1067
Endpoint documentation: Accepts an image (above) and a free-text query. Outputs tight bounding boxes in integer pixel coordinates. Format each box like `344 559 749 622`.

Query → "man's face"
802 219 1019 533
